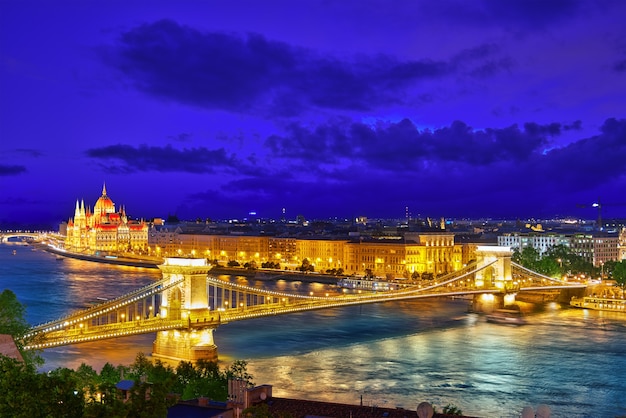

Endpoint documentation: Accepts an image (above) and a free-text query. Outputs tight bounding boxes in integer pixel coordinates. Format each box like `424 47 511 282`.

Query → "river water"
1 243 625 417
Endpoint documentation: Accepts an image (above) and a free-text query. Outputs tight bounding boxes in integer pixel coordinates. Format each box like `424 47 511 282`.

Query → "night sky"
1 1 625 229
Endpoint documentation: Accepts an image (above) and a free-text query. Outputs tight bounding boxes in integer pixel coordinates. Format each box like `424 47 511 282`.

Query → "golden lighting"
481 294 495 302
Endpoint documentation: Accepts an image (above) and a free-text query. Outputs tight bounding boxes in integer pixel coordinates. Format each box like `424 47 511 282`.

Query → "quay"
43 244 160 269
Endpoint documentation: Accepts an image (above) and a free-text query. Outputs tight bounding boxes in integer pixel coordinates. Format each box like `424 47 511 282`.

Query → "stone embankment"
209 266 340 284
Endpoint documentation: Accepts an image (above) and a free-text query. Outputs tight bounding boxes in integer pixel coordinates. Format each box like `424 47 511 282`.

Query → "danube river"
2 243 625 417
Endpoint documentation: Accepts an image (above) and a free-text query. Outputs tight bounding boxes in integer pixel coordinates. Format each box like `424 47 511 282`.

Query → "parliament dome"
94 183 115 215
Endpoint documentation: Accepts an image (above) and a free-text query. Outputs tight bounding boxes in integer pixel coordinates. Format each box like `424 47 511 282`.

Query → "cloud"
537 117 626 189
85 144 239 174
0 164 27 175
104 20 514 117
159 117 625 220
266 118 562 169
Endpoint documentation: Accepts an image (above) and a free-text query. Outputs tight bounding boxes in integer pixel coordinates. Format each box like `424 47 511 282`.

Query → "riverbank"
42 244 160 269
210 266 340 284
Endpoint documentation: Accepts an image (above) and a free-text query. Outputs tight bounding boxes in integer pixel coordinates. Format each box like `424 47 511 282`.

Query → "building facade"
65 184 148 254
497 232 620 267
147 228 462 277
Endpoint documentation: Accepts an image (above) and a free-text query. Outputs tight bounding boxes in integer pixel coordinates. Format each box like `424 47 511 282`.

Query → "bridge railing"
27 277 183 335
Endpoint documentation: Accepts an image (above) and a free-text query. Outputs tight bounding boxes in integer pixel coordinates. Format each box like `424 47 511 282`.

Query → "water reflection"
2 245 626 417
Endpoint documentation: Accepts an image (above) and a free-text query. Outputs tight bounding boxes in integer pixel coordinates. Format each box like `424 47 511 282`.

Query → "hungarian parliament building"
64 184 149 254
61 185 624 278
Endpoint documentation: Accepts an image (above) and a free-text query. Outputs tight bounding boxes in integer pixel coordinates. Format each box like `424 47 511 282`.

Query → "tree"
46 367 85 418
227 359 254 387
512 247 540 271
613 260 626 298
298 258 314 272
0 355 44 418
0 289 42 366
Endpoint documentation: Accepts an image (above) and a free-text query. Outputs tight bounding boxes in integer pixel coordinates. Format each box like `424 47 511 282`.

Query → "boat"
337 276 398 291
570 296 626 312
486 308 527 325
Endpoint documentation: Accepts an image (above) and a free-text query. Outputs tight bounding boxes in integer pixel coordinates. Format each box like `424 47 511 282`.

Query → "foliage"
442 403 463 415
227 359 254 387
0 289 42 366
261 261 281 269
513 244 595 278
298 258 315 272
176 358 229 401
612 260 626 297
0 355 42 418
228 260 241 267
0 350 253 417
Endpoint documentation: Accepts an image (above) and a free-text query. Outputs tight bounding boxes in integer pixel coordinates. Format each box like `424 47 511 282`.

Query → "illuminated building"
498 231 620 266
65 184 148 254
148 228 461 277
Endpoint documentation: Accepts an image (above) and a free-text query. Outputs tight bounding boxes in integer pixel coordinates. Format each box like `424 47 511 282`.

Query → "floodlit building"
498 231 620 266
65 184 148 254
148 227 462 277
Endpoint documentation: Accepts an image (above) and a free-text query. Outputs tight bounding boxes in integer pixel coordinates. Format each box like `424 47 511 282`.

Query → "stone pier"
152 258 218 363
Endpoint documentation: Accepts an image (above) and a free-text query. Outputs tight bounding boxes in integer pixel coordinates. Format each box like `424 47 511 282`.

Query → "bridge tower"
474 246 513 288
153 258 217 363
473 246 514 312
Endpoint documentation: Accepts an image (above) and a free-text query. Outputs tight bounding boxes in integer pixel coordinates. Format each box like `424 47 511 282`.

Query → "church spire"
102 182 107 197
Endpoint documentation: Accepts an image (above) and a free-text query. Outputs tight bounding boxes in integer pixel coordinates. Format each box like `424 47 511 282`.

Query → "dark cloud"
170 117 626 220
266 118 555 169
614 59 626 72
0 164 27 175
85 144 238 174
104 20 512 116
538 118 626 189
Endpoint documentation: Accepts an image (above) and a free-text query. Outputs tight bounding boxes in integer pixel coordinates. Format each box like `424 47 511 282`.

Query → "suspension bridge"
23 246 586 362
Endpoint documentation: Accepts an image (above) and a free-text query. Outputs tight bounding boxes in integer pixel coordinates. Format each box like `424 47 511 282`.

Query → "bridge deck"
23 262 586 350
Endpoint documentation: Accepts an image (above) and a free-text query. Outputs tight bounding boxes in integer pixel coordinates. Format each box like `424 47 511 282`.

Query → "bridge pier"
153 327 218 363
153 257 219 363
471 293 506 313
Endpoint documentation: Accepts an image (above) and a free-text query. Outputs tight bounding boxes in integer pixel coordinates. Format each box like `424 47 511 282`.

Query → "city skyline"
1 0 626 229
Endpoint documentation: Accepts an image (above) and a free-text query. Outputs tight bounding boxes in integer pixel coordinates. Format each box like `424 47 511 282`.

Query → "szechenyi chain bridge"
23 246 586 363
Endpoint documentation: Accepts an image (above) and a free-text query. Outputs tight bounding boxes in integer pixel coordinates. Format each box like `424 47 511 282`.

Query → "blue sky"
1 0 625 228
